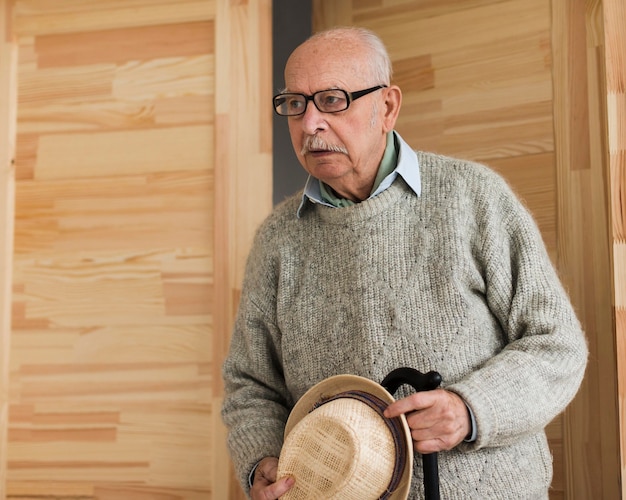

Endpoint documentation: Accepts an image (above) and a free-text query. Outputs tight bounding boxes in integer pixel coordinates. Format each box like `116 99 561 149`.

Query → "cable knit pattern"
221 151 588 499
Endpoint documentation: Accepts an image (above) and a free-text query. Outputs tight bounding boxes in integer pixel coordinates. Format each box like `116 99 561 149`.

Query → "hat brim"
284 374 413 500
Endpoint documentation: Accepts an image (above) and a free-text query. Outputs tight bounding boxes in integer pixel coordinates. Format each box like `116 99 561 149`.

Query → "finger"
273 476 296 497
413 437 446 454
405 409 440 433
383 391 435 418
251 476 295 500
256 457 279 484
408 413 470 451
412 426 467 453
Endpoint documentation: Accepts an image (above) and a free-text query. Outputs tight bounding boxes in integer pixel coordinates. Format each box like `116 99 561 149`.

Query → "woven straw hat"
276 374 413 499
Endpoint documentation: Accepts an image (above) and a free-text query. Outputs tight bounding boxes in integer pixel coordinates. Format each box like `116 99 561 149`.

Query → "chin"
307 165 343 183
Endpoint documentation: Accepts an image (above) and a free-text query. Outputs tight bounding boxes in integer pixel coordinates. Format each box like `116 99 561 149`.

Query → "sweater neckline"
310 179 412 225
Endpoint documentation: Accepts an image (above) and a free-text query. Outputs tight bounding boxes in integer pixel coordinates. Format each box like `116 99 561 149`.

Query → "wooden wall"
551 1 620 497
0 0 271 498
0 0 17 496
213 1 273 498
604 0 626 496
311 0 620 498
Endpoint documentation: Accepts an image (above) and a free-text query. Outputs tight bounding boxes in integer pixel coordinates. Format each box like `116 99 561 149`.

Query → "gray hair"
306 26 393 85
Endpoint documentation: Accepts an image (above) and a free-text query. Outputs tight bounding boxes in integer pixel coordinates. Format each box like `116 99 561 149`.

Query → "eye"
288 98 304 111
318 91 347 111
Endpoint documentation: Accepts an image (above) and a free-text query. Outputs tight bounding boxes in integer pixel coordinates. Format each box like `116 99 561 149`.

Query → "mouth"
308 148 334 155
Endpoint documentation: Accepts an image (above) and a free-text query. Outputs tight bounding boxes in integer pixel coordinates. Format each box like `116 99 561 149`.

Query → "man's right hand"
250 457 295 500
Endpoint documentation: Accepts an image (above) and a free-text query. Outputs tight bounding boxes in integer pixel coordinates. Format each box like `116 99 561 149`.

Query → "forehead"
284 37 370 93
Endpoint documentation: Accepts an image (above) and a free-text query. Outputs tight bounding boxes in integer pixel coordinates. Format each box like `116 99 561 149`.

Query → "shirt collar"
297 131 420 217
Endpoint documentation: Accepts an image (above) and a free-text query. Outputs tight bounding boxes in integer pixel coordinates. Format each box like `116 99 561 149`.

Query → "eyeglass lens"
274 89 348 116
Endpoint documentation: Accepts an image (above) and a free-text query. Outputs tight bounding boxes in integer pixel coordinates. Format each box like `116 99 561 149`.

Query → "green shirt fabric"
319 130 398 206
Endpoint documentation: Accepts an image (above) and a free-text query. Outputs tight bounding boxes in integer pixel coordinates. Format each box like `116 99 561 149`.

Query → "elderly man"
221 26 587 499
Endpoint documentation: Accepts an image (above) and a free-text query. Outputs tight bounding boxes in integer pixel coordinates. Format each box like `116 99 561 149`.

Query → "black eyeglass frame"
273 85 388 116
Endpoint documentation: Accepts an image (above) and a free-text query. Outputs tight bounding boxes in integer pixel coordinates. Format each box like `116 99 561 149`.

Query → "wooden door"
0 0 272 498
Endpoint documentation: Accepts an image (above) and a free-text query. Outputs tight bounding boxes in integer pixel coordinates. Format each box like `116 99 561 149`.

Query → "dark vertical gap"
272 0 312 205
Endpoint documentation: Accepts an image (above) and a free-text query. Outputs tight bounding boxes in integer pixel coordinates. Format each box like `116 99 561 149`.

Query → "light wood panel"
0 0 17 497
11 5 214 488
603 0 626 496
312 0 619 498
213 0 273 498
551 0 620 498
5 0 272 498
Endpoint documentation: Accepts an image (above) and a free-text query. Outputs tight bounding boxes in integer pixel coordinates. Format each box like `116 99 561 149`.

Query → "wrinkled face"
283 36 397 199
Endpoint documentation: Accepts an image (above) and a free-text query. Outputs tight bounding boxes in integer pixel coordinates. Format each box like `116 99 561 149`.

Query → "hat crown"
277 375 413 500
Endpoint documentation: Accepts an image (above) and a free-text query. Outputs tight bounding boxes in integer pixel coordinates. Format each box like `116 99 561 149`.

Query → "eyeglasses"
273 85 387 116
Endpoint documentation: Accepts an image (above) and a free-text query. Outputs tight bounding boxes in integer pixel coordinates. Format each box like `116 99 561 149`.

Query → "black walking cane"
382 367 442 500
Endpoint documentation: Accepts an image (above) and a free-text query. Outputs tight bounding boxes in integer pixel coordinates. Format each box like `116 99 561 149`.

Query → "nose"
299 100 328 135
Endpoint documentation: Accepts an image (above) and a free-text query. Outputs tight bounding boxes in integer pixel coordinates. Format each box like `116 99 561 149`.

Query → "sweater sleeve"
447 165 588 449
221 224 291 493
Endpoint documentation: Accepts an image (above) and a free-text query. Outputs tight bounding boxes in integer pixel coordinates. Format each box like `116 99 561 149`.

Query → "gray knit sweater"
221 150 588 499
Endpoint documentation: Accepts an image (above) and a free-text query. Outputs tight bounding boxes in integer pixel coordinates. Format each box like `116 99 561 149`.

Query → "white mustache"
301 135 348 156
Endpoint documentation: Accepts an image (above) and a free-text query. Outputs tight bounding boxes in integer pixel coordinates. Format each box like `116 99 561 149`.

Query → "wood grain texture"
12 0 217 36
213 0 272 498
603 0 626 495
312 0 618 498
551 0 620 498
3 0 267 497
4 1 272 496
0 0 17 496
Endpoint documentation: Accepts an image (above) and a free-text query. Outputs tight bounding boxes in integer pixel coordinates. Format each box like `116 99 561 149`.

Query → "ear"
381 85 402 133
